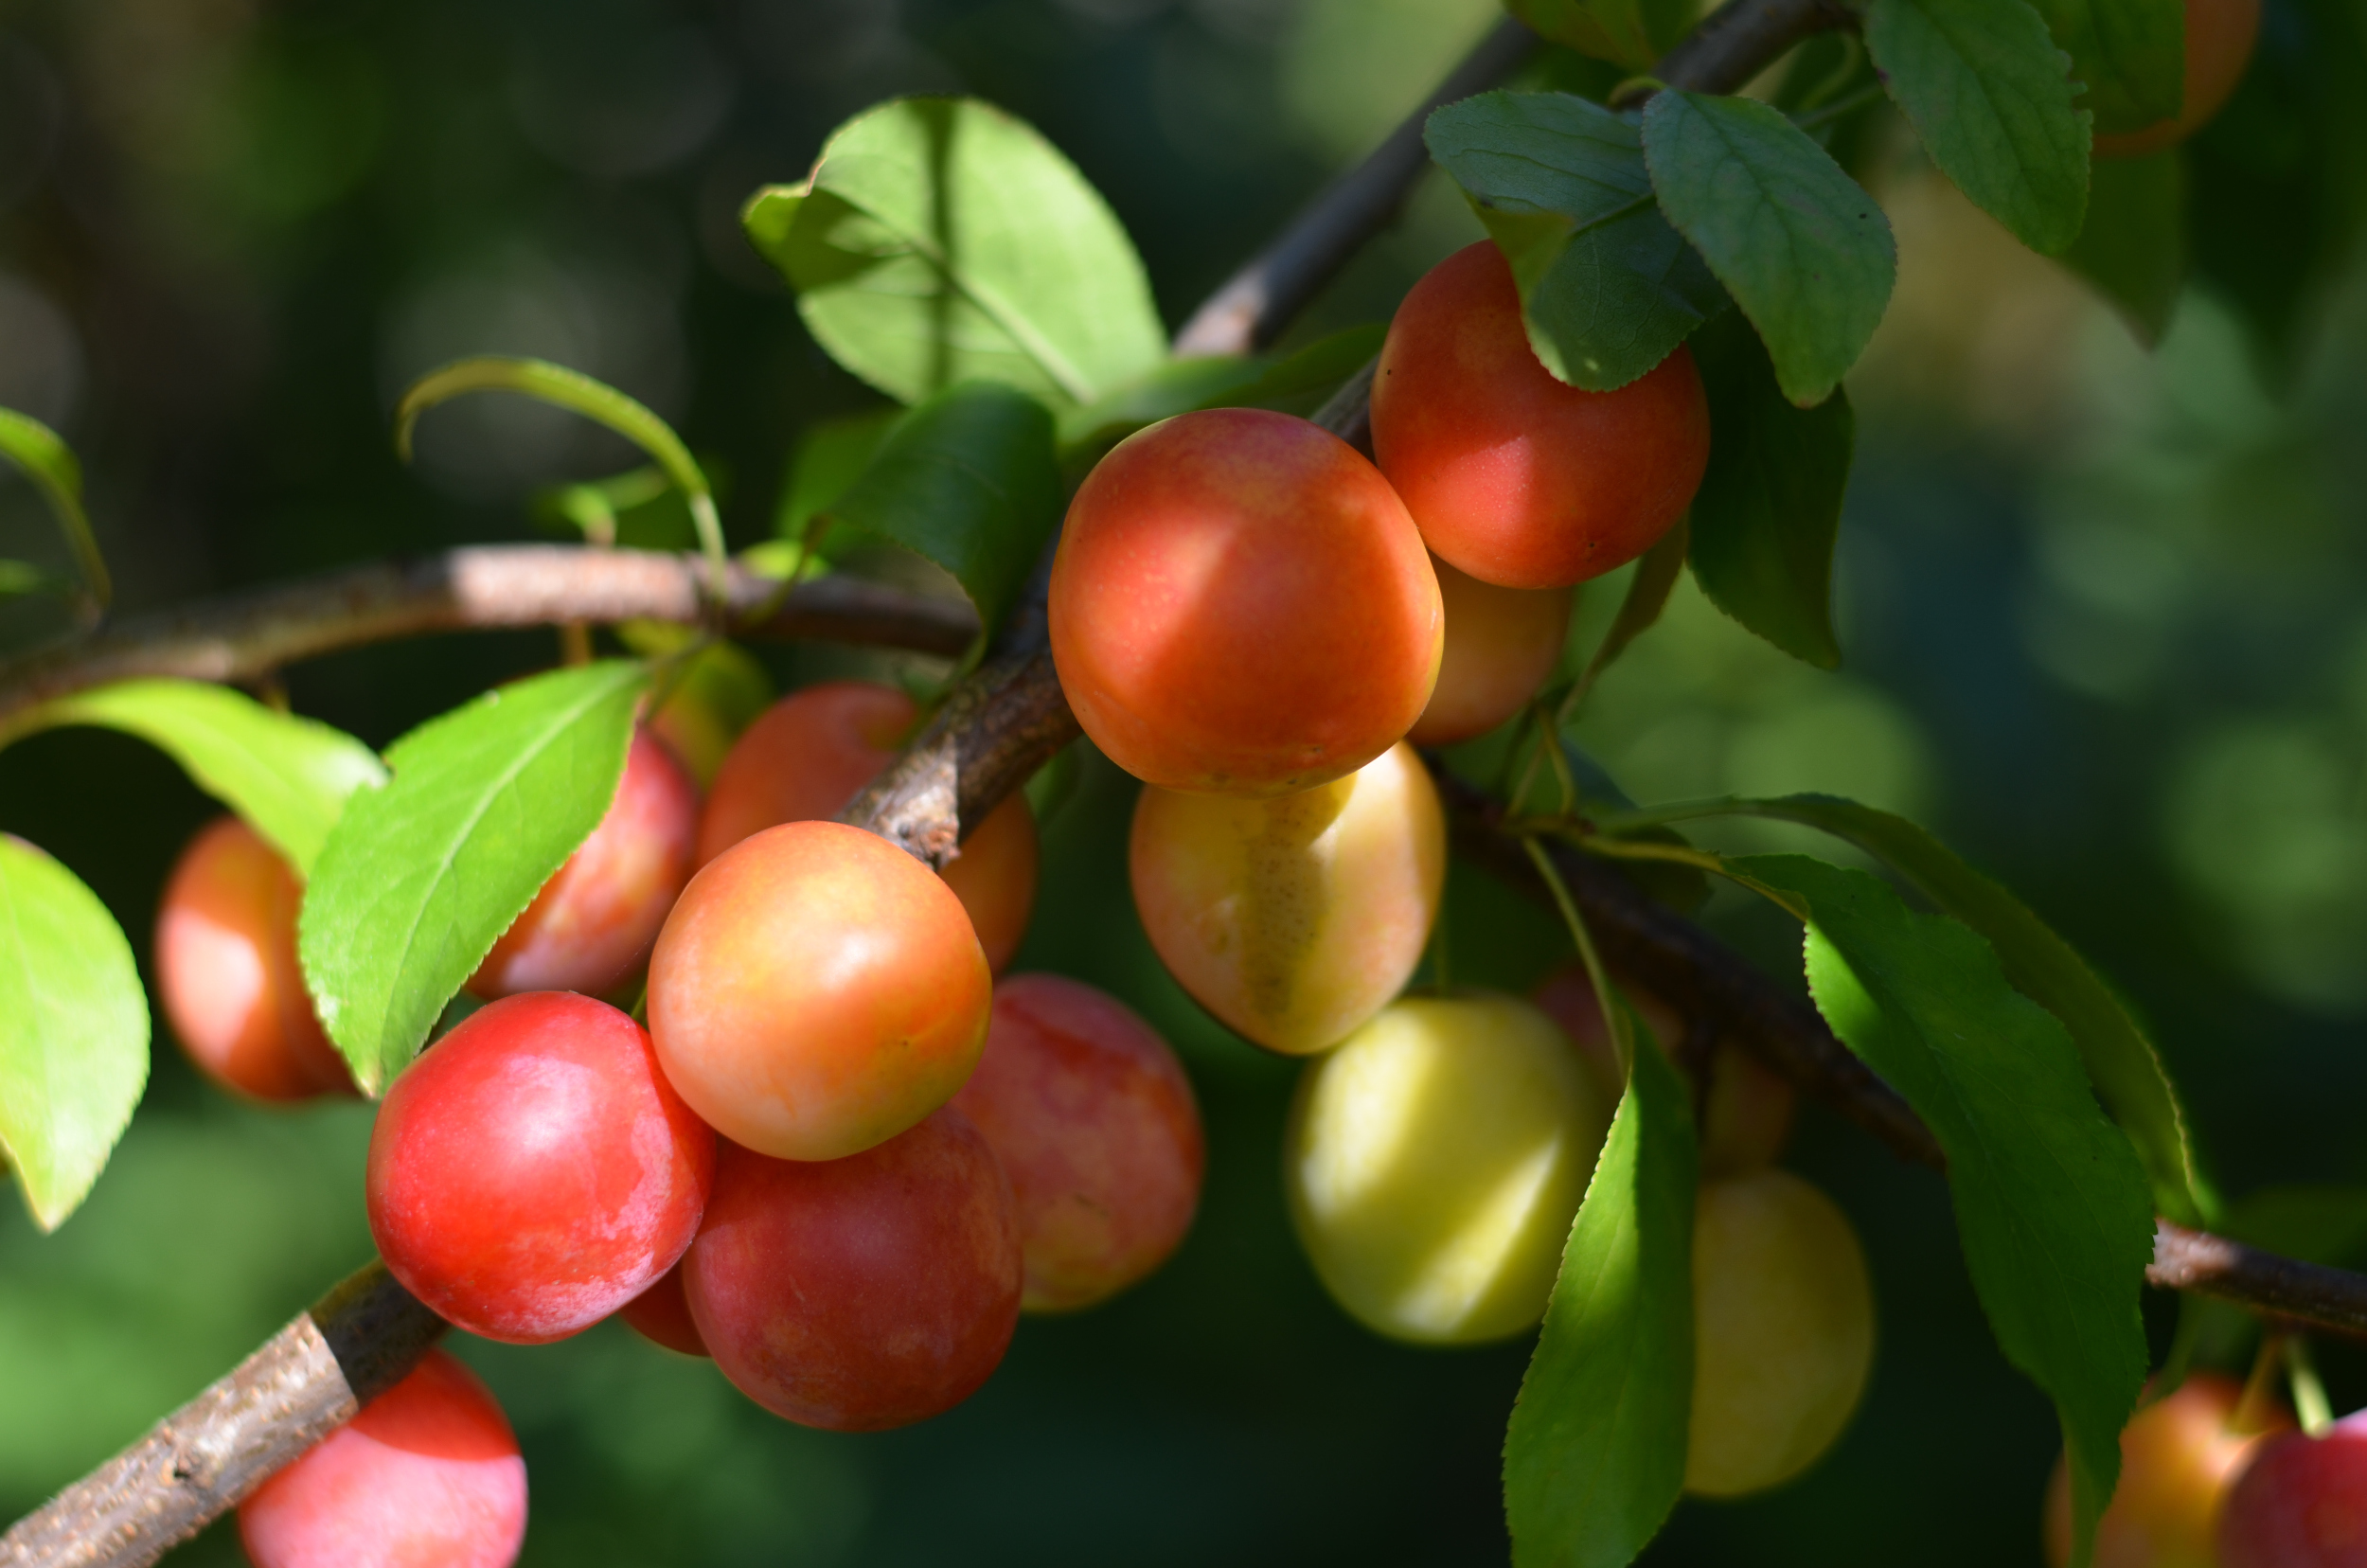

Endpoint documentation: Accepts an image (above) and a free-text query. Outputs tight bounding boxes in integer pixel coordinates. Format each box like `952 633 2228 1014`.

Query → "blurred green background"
6 0 2367 1562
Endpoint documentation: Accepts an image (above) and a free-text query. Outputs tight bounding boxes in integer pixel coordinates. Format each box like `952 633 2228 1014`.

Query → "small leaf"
743 98 1167 407
1720 794 2212 1225
1504 1030 1697 1568
0 406 110 612
1863 0 2091 255
0 836 148 1231
822 381 1063 635
1429 92 1728 392
1212 324 1390 417
1500 0 1665 71
26 681 386 877
1577 516 1689 695
1056 358 1270 457
776 408 900 546
1686 312 1853 668
2027 0 2185 134
299 661 648 1094
1642 92 1896 406
395 358 723 569
1739 855 2152 1568
2064 151 2186 343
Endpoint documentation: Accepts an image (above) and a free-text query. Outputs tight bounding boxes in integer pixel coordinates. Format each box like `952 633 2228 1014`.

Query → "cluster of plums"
151 235 1876 1565
2041 1366 2367 1568
157 678 1201 1567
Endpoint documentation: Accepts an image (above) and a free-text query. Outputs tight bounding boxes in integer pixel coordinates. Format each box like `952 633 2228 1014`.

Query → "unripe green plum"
1405 557 1575 747
1685 1169 1875 1497
2042 1372 2288 1568
1284 993 1612 1344
697 679 1038 971
648 819 991 1162
2093 0 2261 158
1531 964 1796 1176
155 816 353 1102
1130 741 1445 1055
1049 406 1443 796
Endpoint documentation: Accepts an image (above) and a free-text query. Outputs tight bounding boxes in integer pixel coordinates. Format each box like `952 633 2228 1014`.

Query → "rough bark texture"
0 1264 443 1568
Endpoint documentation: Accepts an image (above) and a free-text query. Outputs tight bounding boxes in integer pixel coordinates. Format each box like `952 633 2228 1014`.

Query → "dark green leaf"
1428 92 1728 392
742 98 1166 407
1055 358 1268 457
2028 0 2185 134
2064 151 2186 343
1578 516 1689 693
1504 1028 1697 1568
2222 1184 2367 1265
0 836 148 1231
0 561 63 598
1720 795 2210 1225
26 681 387 877
1738 854 2152 1568
1500 0 1683 71
299 661 648 1095
1686 312 1853 668
1863 0 2091 255
775 408 900 544
1642 92 1896 406
1212 324 1389 417
822 381 1062 636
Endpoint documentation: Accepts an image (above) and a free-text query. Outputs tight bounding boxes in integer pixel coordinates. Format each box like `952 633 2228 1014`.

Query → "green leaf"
1577 516 1689 695
0 406 110 612
775 408 901 549
822 381 1063 635
1642 92 1896 406
394 358 724 570
1429 92 1728 392
2027 0 2185 134
1502 0 1692 70
1685 311 1853 668
0 561 64 598
1715 795 2211 1225
2064 151 2185 343
1863 0 2091 255
299 661 648 1095
1737 854 2153 1568
743 97 1167 408
1055 358 1269 457
0 836 148 1231
24 681 386 877
1504 1026 1697 1568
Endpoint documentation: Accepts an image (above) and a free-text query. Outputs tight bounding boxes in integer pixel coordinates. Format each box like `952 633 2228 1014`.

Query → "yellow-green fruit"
1284 993 1612 1344
1130 741 1445 1055
1685 1169 1875 1496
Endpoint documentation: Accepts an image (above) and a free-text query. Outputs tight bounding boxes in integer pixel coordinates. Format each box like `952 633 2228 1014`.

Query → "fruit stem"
1523 834 1634 1078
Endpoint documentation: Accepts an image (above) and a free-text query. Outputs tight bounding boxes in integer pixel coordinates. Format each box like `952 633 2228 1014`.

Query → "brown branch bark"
0 1265 442 1568
0 547 978 734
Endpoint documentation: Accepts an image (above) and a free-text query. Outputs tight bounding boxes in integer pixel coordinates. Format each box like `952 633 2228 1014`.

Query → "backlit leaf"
299 661 647 1094
743 98 1166 407
0 837 147 1231
2028 0 2185 134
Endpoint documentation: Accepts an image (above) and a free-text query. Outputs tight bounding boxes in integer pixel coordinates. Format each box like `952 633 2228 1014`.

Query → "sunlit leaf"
743 97 1166 407
1686 312 1852 668
299 661 647 1094
1429 92 1726 392
0 836 148 1231
1739 855 2152 1568
1864 0 2091 255
1641 92 1895 406
1504 1029 1697 1568
26 681 386 877
822 381 1063 635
